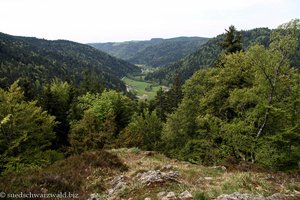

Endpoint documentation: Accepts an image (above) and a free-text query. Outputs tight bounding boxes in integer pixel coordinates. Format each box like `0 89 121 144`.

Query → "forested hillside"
0 32 140 92
89 37 209 67
145 28 273 84
89 38 163 60
1 20 300 200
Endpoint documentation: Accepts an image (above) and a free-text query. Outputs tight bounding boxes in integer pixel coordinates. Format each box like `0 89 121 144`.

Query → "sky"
0 0 299 43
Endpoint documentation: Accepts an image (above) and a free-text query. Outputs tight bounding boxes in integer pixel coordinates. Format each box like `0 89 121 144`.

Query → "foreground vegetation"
1 148 299 199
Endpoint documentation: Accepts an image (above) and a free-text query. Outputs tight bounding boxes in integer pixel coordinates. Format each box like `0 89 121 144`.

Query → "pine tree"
219 25 243 54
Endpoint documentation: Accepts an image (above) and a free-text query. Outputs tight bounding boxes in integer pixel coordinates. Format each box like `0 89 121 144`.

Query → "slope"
89 37 209 67
89 38 164 60
145 28 272 84
128 37 209 67
0 32 140 91
1 148 299 200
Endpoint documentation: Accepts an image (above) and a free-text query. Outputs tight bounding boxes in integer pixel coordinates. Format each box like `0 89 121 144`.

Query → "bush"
0 150 127 197
194 192 209 200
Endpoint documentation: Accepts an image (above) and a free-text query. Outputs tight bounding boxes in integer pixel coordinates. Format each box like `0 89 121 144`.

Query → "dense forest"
0 19 300 199
145 27 291 84
89 37 209 67
0 32 140 93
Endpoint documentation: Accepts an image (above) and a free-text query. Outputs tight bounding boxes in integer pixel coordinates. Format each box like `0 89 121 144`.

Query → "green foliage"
90 37 209 67
122 76 163 99
0 82 57 173
151 74 183 121
0 32 140 92
162 20 300 169
194 192 209 200
42 78 74 148
118 110 163 150
128 38 209 67
145 28 275 84
69 90 135 153
219 25 243 53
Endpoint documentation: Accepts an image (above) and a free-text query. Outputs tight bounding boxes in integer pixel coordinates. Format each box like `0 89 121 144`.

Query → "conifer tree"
219 25 243 53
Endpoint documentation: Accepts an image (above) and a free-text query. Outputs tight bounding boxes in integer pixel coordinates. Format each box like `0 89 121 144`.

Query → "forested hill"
145 28 273 84
0 32 140 91
89 37 209 67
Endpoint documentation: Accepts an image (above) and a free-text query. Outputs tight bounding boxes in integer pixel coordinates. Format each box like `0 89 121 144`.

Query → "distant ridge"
145 28 276 84
89 36 209 67
0 32 140 91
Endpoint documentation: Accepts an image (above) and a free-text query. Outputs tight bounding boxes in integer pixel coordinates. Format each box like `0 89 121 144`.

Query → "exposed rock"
107 175 130 195
143 151 156 156
88 193 100 200
157 191 167 198
196 176 215 183
266 193 300 200
265 174 276 181
211 165 227 171
144 197 152 200
162 191 177 200
215 192 264 200
204 177 213 181
179 190 193 199
135 170 180 186
215 192 300 200
163 164 173 170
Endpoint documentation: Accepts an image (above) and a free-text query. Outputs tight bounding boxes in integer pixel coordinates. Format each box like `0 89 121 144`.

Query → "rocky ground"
86 148 300 200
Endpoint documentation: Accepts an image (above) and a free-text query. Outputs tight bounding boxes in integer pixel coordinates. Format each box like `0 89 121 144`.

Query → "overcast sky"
0 0 299 43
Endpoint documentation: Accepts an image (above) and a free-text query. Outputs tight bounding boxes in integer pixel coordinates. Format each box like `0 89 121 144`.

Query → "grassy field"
122 76 162 99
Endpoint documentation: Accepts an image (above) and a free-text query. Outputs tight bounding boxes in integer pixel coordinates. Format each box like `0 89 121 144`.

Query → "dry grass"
1 148 299 199
107 148 300 199
0 150 127 199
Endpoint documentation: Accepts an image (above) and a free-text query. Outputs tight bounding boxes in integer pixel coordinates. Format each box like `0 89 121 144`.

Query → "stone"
216 192 300 200
107 175 130 195
265 174 276 181
88 193 100 200
135 170 180 186
167 192 176 198
110 175 129 186
266 193 299 200
162 191 177 200
179 190 193 199
144 198 151 200
211 165 227 171
215 192 264 200
138 170 164 185
157 191 167 198
143 151 155 156
163 164 173 170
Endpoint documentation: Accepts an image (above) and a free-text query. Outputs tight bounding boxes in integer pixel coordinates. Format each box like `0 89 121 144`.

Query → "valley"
123 76 163 99
1 17 300 200
122 65 168 100
89 37 209 68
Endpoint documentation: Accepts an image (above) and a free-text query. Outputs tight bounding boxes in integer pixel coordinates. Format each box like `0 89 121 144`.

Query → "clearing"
122 76 165 99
